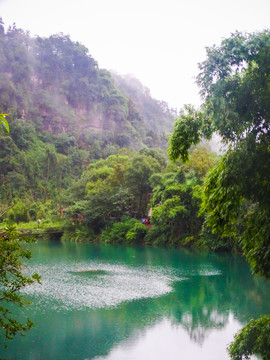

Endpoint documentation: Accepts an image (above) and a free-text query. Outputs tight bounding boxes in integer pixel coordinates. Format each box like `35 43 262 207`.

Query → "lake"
1 239 270 360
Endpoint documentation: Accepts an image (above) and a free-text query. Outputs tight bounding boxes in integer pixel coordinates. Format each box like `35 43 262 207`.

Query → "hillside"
0 23 176 203
111 72 177 135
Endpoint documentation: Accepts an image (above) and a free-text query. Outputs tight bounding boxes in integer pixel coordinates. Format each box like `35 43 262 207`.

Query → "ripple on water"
22 262 174 311
22 261 221 312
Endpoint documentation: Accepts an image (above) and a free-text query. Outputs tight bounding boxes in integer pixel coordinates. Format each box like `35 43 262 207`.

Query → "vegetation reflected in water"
0 240 269 360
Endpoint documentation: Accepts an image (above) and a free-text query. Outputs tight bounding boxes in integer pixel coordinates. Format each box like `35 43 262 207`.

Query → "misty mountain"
0 24 175 149
0 23 176 202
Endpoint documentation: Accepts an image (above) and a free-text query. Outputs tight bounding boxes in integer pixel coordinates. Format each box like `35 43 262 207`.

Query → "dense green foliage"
0 23 174 207
147 168 201 245
228 315 270 360
144 147 222 248
169 30 270 359
0 226 40 345
61 149 165 240
60 145 218 246
100 217 147 244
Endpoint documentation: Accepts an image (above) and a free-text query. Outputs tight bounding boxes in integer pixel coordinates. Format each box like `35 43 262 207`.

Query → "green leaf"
0 113 9 133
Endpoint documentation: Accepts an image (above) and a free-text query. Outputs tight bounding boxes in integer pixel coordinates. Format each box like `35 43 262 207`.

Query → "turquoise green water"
1 240 270 360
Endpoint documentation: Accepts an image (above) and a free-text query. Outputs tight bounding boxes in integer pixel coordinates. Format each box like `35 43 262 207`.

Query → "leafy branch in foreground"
228 315 270 360
0 225 40 346
0 113 9 133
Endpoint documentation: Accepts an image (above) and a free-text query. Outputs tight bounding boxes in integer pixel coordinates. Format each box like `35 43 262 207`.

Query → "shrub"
7 202 30 224
126 222 147 243
100 218 147 244
144 225 169 245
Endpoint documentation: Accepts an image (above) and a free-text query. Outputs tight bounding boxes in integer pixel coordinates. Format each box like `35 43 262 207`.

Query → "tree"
183 145 218 180
169 30 270 359
147 164 204 246
63 155 135 235
0 224 40 347
228 315 270 360
125 153 163 216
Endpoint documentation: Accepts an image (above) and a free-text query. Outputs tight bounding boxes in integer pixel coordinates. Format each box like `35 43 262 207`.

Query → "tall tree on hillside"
125 153 163 216
169 31 270 359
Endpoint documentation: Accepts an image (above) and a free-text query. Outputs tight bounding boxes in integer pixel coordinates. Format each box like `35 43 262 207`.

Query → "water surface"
1 240 269 360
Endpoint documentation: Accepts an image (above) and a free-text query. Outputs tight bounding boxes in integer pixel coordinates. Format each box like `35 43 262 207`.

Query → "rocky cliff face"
0 25 175 150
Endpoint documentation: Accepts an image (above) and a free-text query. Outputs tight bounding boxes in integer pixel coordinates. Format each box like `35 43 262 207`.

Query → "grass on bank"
0 218 65 234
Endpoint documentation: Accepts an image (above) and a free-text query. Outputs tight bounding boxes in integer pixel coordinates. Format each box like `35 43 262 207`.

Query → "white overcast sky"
1 0 270 110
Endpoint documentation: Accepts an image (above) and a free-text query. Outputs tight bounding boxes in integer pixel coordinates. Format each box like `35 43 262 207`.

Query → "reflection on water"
0 241 269 360
93 317 240 360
